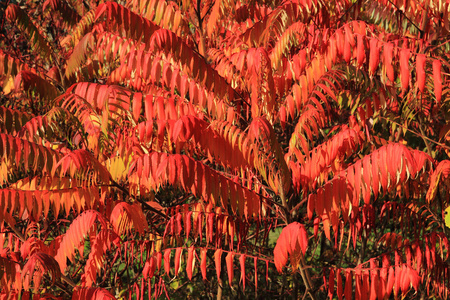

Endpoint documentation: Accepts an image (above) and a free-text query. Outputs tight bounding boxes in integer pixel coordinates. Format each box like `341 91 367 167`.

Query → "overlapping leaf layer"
1 0 450 299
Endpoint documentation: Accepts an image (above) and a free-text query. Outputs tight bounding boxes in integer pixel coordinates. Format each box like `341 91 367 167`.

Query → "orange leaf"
386 266 395 298
214 249 223 281
54 210 105 273
83 229 119 286
110 202 149 236
207 0 222 37
225 252 234 286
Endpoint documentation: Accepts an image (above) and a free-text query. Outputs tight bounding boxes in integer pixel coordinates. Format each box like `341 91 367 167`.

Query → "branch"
5 224 77 291
110 179 168 219
7 223 26 242
380 116 450 151
386 0 423 35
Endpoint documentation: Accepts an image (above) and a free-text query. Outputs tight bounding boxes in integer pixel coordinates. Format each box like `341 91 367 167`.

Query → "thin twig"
380 116 450 151
110 179 168 219
385 0 423 35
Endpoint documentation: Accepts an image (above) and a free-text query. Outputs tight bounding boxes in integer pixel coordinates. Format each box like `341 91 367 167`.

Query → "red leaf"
362 156 372 204
344 35 352 63
83 229 118 286
239 254 246 289
383 43 394 83
322 214 331 241
172 118 186 142
225 252 234 285
380 255 389 298
174 248 182 277
344 270 352 300
185 211 192 240
207 212 214 244
200 248 207 281
279 106 287 129
186 247 194 280
407 266 420 291
355 269 362 300
164 249 171 276
54 210 104 273
386 266 395 298
329 36 337 65
400 48 410 93
22 252 61 292
433 59 442 105
362 270 370 299
307 194 315 219
176 213 183 236
356 34 366 67
426 160 450 203
328 268 335 299
336 29 345 56
72 287 116 300
110 202 148 236
298 49 307 75
415 241 423 271
416 54 426 93
143 256 156 280
369 259 379 300
214 249 223 281
337 269 343 300
369 38 380 75
315 188 324 216
273 222 308 272
156 252 162 271
132 92 142 122
343 24 354 63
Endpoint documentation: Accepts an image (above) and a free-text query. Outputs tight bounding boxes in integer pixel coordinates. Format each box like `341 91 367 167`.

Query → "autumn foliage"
1 0 450 299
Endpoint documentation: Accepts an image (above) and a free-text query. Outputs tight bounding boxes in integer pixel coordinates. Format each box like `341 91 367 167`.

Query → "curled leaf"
274 222 308 273
22 252 61 292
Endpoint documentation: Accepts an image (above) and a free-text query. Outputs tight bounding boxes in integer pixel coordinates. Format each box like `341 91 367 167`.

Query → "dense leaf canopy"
1 0 450 299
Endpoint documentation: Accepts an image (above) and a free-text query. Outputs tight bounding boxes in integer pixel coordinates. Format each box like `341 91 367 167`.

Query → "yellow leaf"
2 75 14 94
445 206 450 228
107 156 127 182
